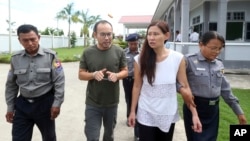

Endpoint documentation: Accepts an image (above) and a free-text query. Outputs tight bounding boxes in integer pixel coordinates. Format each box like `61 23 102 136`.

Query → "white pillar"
181 0 190 42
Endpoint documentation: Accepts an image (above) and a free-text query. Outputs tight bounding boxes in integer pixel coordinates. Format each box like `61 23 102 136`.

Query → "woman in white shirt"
128 20 202 141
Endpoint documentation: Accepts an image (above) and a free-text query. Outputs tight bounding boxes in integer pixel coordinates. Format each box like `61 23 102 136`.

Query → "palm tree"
56 2 78 48
76 9 101 46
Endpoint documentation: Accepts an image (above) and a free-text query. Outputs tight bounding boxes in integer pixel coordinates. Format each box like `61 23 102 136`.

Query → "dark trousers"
84 105 117 141
183 96 219 141
138 122 175 141
122 77 134 118
122 77 139 138
12 93 56 141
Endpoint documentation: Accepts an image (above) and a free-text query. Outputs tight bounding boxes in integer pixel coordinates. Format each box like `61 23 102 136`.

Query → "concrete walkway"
0 62 249 141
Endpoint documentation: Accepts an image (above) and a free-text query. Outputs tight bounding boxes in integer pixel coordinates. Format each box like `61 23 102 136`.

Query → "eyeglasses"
206 46 224 52
99 32 113 38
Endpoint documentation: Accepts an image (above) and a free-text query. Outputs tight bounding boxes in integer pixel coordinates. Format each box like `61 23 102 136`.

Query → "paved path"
0 62 249 141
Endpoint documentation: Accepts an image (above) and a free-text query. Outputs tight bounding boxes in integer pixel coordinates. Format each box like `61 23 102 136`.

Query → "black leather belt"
125 76 134 79
20 91 52 103
194 96 219 106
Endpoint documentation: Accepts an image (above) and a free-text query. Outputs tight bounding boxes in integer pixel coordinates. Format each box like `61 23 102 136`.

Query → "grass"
52 46 84 62
177 88 250 141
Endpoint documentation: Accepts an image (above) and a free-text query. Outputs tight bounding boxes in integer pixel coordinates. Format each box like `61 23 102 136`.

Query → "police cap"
126 33 139 42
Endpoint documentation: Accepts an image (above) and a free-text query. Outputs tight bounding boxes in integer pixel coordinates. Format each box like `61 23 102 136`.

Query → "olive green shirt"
79 45 127 107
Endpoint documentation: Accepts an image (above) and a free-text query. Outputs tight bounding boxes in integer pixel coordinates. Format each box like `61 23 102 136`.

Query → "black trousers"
12 92 56 141
122 77 139 137
138 122 175 141
122 77 134 118
183 96 219 141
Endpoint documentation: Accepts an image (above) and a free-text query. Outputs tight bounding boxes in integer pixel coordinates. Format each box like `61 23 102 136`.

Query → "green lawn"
178 88 250 141
52 46 84 62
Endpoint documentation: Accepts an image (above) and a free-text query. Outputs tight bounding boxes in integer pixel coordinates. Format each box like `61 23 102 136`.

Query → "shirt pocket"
14 69 28 83
192 71 209 85
36 68 51 82
215 71 223 86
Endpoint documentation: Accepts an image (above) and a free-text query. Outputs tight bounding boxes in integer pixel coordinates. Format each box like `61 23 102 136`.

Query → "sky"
0 0 159 36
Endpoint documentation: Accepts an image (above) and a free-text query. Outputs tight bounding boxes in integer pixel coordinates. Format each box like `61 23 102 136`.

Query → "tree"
137 30 146 39
40 27 64 36
70 31 77 48
56 2 78 48
76 9 101 46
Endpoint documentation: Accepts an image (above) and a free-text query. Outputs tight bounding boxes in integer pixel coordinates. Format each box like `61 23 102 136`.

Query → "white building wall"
189 5 204 27
228 1 250 21
209 1 250 21
209 2 219 21
0 34 85 53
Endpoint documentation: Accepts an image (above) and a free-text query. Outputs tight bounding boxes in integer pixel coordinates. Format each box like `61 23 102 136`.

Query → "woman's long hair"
139 20 170 85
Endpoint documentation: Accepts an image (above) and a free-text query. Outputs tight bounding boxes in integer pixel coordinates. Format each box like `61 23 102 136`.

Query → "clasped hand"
93 68 118 82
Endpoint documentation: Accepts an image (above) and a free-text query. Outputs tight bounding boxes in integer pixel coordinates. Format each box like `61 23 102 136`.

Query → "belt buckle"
209 100 216 105
27 99 34 103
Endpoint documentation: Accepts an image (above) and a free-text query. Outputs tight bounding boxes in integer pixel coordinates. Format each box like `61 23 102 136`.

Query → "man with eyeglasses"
123 33 140 141
78 20 128 141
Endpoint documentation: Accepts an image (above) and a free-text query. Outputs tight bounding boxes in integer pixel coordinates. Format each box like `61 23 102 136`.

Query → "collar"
197 51 216 62
21 46 44 56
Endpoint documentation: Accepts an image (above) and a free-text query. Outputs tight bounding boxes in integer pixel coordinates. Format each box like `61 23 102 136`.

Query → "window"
227 13 231 20
209 23 217 31
192 16 200 25
227 12 245 21
233 12 244 20
246 23 250 40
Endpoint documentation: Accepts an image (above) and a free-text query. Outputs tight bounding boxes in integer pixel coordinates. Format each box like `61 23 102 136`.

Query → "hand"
51 107 60 120
106 71 118 82
128 112 136 127
6 112 14 123
93 68 107 81
192 115 202 133
238 114 247 125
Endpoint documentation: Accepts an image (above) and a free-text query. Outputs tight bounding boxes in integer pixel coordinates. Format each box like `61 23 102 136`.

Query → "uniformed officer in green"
180 31 247 141
5 24 65 141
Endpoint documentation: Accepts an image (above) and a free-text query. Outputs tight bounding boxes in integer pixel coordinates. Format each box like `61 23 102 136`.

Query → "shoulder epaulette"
11 50 23 57
185 53 196 58
43 48 56 55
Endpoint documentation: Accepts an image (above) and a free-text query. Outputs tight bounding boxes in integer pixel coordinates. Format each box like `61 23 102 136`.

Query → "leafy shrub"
0 54 11 63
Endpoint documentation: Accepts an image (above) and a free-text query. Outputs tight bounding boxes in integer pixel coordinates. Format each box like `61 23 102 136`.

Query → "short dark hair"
17 24 39 36
200 31 225 47
93 20 113 32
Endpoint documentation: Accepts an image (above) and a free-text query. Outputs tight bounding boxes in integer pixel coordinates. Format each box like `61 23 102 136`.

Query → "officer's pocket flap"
14 69 27 74
37 68 51 73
